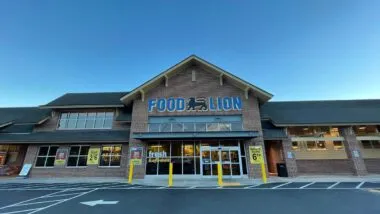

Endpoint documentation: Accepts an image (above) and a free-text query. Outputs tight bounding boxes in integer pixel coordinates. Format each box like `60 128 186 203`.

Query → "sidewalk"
0 175 380 186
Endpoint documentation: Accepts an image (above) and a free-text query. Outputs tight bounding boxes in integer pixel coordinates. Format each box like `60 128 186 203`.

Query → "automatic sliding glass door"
200 146 242 177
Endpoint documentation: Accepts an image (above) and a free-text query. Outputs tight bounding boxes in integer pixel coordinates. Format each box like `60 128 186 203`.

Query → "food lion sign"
148 96 243 113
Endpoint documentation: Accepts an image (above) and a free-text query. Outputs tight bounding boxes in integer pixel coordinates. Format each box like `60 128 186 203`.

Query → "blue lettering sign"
223 97 232 111
232 96 242 110
147 96 243 113
148 99 157 112
157 98 166 112
209 97 217 111
167 97 176 112
176 98 185 111
217 97 223 111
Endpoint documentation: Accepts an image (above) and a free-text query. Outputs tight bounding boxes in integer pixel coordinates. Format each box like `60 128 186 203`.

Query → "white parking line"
9 200 62 207
1 208 39 213
272 182 291 189
187 186 197 189
157 186 167 189
356 182 365 189
28 188 98 214
0 190 67 210
299 182 315 189
244 184 261 189
42 192 81 198
0 188 96 214
327 182 340 189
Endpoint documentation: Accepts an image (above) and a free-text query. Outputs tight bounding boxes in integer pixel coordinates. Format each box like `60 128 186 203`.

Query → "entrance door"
200 146 242 177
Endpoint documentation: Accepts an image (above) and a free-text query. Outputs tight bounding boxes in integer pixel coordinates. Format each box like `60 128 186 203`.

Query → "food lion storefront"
122 56 274 180
135 96 257 178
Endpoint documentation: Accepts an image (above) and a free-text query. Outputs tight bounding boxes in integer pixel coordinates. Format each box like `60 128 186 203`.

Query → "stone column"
339 127 368 176
244 136 268 179
281 137 298 177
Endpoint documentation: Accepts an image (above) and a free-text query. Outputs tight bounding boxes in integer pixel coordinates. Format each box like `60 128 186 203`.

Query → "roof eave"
39 105 125 109
273 122 380 127
120 55 273 104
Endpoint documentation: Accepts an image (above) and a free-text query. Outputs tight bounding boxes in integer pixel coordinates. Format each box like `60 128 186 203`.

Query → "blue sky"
0 0 379 107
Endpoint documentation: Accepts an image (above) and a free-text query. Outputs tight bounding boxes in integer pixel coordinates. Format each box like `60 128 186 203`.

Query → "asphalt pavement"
0 182 379 214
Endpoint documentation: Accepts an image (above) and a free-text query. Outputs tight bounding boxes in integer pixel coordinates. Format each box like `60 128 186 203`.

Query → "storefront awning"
132 131 259 139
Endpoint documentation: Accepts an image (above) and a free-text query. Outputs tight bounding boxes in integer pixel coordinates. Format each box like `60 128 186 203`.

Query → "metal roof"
261 99 380 126
41 92 129 108
0 107 51 125
0 130 130 143
0 124 35 133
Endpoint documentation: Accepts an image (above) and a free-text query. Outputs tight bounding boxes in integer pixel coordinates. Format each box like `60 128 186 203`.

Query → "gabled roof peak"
120 55 273 104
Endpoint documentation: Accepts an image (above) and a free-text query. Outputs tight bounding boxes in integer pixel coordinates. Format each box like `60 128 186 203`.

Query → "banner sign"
54 148 68 166
18 164 32 177
87 148 101 165
249 146 264 164
148 96 242 113
0 152 6 166
130 147 143 165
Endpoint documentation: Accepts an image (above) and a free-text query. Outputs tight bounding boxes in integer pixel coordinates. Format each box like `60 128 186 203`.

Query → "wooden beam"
140 90 145 102
245 87 249 99
219 74 223 86
164 75 169 87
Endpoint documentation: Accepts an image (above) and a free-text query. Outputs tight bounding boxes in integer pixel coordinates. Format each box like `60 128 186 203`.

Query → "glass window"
306 141 316 150
67 146 90 167
158 160 170 174
316 141 326 150
329 127 340 137
149 124 160 132
195 123 206 132
171 142 182 156
292 142 299 150
372 141 380 149
172 123 184 132
160 123 171 132
184 123 195 132
183 144 194 156
172 157 182 174
99 145 122 167
146 161 158 175
231 122 242 131
35 146 59 167
333 141 344 150
183 157 195 174
58 112 113 130
362 140 372 149
219 123 231 131
206 123 219 131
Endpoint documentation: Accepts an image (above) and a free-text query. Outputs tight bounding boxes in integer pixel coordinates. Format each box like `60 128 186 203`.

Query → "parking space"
29 188 380 214
0 182 379 213
0 189 96 214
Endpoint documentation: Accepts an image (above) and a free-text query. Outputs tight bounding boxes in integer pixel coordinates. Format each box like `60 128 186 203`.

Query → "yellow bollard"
168 162 173 187
261 162 267 183
217 162 223 186
128 162 134 184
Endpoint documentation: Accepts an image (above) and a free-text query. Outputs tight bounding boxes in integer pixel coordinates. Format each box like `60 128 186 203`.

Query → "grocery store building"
0 55 379 179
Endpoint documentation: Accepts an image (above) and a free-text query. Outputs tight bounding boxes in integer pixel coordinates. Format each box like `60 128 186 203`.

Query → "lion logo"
187 97 208 111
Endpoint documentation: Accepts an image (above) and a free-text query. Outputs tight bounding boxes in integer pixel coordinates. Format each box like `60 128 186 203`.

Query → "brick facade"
128 66 266 179
297 159 352 174
281 137 298 177
339 127 368 176
364 159 380 174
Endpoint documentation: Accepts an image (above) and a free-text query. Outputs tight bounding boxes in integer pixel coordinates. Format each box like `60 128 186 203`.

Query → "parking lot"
0 182 379 214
